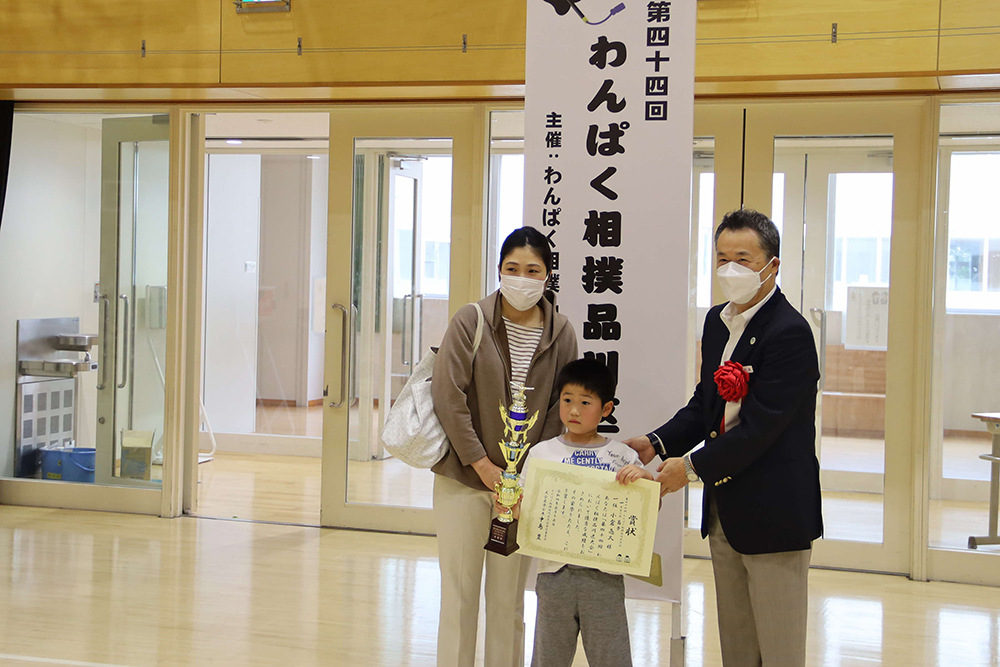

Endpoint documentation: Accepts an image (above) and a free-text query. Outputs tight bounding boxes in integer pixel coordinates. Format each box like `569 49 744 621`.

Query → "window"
827 173 892 312
948 238 982 292
945 152 1000 311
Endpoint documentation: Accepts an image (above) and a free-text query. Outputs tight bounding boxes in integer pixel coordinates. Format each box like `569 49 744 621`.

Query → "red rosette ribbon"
714 360 750 403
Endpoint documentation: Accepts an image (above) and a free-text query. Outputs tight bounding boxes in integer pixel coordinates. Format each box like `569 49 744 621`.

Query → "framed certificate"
517 458 660 577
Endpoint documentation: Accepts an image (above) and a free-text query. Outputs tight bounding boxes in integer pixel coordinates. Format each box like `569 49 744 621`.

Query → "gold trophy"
484 382 539 556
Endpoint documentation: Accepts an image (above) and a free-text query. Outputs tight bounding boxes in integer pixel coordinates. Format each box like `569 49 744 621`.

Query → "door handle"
350 304 358 404
97 295 111 390
809 307 827 393
401 294 412 366
117 294 130 390
331 304 349 408
414 293 424 367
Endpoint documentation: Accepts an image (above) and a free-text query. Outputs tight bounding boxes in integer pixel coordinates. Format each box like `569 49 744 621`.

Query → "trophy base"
484 517 520 556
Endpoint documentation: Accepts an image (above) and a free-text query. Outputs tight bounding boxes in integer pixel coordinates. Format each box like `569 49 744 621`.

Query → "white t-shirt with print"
520 435 641 574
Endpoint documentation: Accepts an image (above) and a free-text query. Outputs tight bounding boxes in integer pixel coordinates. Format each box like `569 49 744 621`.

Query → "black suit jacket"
653 288 823 555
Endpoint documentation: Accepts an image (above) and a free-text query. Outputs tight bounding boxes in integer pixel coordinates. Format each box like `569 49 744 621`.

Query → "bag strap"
471 303 485 357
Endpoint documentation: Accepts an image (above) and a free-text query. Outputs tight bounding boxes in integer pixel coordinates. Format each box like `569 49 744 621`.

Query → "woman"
431 227 579 667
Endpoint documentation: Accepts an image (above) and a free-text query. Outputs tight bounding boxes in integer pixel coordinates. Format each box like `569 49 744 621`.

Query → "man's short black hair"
556 358 616 406
714 208 780 260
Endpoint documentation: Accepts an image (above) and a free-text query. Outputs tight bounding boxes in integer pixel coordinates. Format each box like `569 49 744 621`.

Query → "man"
624 208 823 667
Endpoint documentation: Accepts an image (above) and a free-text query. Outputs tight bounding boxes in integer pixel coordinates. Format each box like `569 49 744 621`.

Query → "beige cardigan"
431 291 579 491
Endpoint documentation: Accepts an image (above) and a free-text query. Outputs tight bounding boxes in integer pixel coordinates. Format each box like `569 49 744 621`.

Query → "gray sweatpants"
530 565 633 667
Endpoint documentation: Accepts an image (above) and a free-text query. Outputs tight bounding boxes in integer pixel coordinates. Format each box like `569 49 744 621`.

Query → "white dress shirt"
718 285 777 433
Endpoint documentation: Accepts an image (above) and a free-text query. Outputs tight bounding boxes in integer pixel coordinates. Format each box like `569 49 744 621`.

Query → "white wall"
257 155 309 404
203 154 262 434
203 152 325 432
942 313 1000 432
0 115 102 477
308 157 328 403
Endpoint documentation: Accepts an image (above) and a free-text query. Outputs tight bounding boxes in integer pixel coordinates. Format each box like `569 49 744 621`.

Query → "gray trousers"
708 497 812 667
530 566 633 667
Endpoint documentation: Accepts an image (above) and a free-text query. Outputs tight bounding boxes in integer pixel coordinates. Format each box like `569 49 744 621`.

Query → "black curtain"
0 101 13 231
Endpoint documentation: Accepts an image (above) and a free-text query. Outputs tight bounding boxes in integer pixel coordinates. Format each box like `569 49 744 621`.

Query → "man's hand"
656 457 689 497
624 435 656 465
615 464 654 485
472 456 504 492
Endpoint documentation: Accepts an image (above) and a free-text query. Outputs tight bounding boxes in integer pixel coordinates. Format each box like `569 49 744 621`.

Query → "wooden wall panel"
939 1 1000 72
219 0 526 85
695 0 940 80
3 1 1000 93
0 1 220 85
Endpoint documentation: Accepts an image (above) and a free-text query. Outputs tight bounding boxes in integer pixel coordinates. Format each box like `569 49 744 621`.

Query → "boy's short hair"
556 358 616 406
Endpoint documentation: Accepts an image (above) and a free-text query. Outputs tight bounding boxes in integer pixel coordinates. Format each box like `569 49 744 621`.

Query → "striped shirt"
503 317 543 387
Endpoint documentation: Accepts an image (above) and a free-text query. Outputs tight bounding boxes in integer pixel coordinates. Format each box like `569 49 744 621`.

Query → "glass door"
324 106 480 533
346 143 449 492
928 103 1000 586
97 116 171 488
774 140 894 545
681 104 746 557
391 155 426 389
742 100 929 574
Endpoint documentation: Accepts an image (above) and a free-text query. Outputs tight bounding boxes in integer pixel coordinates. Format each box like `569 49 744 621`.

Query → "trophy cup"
485 382 539 556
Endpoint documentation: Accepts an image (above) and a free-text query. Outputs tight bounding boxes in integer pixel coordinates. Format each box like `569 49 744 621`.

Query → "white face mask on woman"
500 275 547 311
717 260 774 305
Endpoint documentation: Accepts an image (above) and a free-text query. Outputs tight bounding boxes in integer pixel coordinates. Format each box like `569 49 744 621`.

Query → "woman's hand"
616 464 654 485
472 455 504 492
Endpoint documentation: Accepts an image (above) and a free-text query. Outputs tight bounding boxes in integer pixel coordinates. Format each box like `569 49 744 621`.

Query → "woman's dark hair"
499 226 553 274
556 358 616 406
499 226 556 304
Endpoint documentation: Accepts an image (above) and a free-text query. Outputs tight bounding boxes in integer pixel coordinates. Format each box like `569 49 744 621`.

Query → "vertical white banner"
525 0 696 602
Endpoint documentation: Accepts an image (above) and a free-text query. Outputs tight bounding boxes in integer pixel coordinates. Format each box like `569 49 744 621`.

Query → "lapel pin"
750 337 756 345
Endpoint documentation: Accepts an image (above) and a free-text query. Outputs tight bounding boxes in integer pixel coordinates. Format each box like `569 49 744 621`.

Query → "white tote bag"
380 303 485 468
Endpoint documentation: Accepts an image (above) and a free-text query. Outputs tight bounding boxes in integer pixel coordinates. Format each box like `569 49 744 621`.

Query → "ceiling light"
307 155 321 160
226 139 243 145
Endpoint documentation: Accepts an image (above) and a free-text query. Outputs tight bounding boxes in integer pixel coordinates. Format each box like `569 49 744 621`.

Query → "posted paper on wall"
517 457 660 577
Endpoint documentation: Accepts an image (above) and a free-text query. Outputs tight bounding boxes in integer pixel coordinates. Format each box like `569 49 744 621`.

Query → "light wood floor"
254 404 324 438
252 406 995 480
196 452 998 551
0 505 996 666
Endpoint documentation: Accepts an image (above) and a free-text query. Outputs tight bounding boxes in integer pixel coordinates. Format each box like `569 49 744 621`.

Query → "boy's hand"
616 464 654 485
493 493 522 520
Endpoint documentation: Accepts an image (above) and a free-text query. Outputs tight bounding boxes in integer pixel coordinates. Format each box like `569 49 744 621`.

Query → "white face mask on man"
499 275 547 311
717 260 775 305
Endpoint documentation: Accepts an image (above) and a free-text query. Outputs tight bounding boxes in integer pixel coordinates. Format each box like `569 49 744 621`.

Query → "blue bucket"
39 448 95 483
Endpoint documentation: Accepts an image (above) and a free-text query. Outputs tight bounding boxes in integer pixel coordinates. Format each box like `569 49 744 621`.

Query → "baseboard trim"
821 469 884 494
944 429 992 441
201 432 322 457
0 478 161 515
258 398 364 408
822 429 885 439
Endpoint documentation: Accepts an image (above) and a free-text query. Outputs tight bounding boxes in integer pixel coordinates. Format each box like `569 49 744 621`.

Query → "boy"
503 358 652 667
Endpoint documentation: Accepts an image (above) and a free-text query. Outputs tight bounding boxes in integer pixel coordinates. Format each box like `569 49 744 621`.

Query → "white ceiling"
204 112 331 139
490 110 524 140
940 104 1000 135
17 113 158 129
